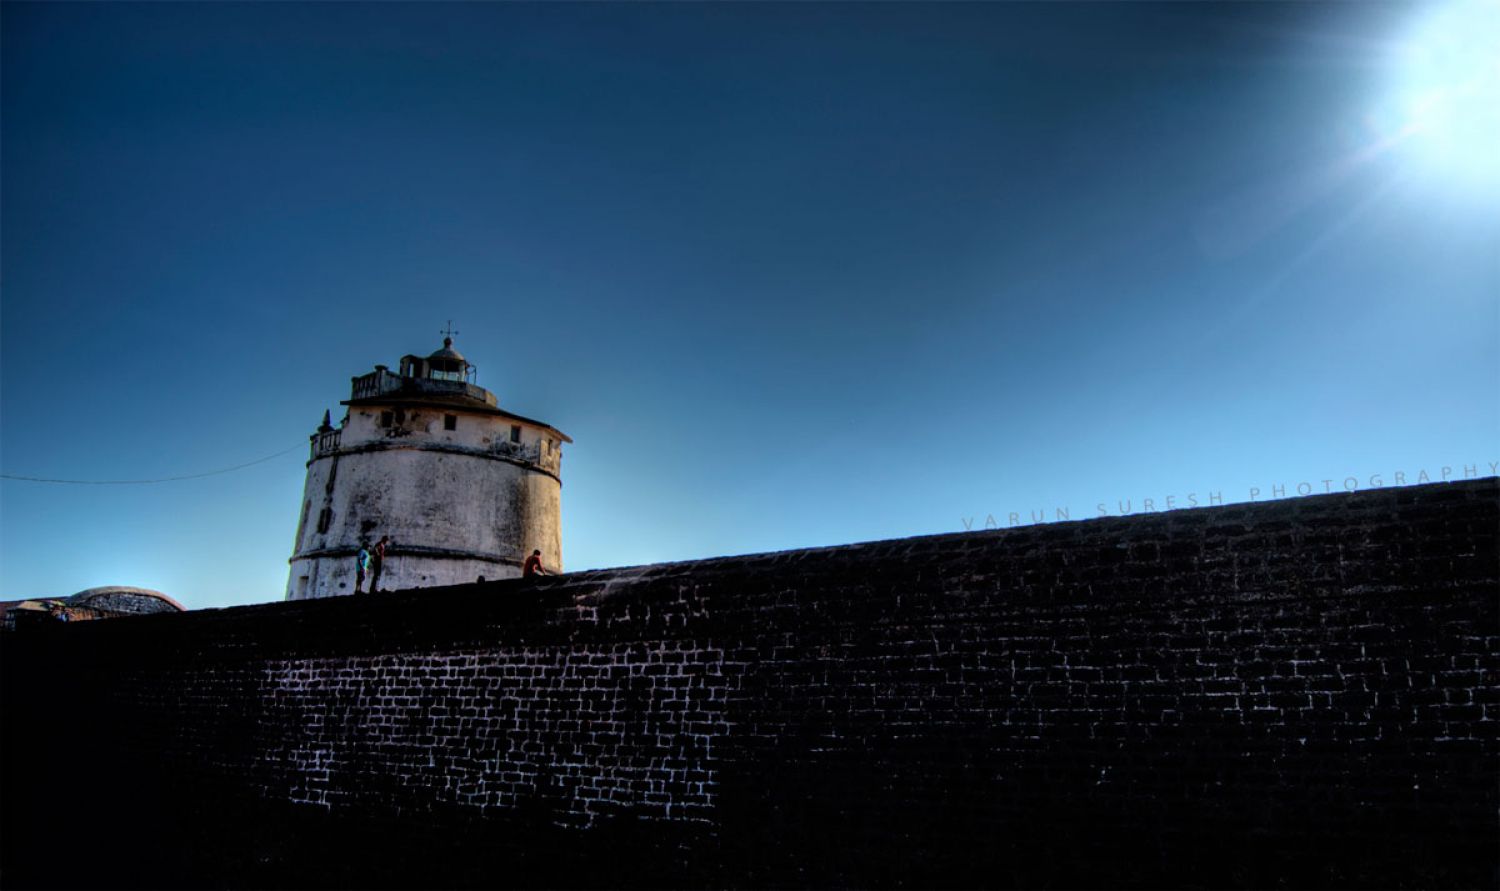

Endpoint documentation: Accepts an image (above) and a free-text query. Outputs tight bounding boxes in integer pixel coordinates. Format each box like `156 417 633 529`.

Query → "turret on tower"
285 334 570 599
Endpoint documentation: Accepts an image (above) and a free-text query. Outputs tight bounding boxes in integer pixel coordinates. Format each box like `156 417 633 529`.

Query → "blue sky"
3 1 1496 609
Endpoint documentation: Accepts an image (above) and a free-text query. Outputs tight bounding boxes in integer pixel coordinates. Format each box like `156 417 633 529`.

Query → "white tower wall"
285 341 568 600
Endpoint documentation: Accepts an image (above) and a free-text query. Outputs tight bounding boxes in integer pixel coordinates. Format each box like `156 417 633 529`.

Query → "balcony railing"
351 370 498 407
309 418 560 473
491 439 561 473
351 369 403 400
310 429 341 460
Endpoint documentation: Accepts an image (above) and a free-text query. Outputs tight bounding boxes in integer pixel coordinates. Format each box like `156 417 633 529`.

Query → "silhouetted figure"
371 535 390 591
355 543 371 593
522 549 549 578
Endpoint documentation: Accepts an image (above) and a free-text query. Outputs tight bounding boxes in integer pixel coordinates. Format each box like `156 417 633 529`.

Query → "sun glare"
1386 0 1500 189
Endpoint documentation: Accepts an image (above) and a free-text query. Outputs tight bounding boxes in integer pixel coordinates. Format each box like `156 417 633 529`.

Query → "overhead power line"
1 443 306 485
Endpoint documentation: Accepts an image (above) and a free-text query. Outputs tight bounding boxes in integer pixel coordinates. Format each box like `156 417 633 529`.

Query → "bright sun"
1387 0 1500 188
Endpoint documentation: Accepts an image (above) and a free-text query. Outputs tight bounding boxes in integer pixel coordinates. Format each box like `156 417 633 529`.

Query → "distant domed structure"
0 586 184 630
69 587 186 615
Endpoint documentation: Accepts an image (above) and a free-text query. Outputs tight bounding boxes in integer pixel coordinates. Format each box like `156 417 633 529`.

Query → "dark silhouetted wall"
3 478 1496 889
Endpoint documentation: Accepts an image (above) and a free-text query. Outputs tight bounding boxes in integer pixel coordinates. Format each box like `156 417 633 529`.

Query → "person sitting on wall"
522 549 550 578
370 535 390 592
355 542 372 593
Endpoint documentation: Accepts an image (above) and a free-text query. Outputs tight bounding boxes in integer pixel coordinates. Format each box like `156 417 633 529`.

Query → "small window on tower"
380 411 394 428
444 414 457 431
510 425 521 443
316 507 333 534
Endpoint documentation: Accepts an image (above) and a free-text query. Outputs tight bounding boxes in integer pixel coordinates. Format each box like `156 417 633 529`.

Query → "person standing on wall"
370 535 390 592
355 542 371 593
523 549 550 578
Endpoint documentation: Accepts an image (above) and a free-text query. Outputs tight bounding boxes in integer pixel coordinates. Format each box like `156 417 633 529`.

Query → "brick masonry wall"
3 478 1497 889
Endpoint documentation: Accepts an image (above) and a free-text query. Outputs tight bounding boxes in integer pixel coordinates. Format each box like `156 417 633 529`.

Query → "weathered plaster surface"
287 393 564 599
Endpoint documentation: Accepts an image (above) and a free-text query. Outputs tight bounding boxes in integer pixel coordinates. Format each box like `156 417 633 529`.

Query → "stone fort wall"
3 478 1496 888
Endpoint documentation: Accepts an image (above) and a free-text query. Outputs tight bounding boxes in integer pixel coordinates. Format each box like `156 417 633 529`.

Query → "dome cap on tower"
429 337 466 363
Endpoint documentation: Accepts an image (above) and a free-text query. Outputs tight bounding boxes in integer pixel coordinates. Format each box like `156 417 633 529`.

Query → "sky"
2 1 1496 610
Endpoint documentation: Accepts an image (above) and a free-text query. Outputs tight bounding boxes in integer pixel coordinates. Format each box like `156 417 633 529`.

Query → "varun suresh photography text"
962 460 1499 531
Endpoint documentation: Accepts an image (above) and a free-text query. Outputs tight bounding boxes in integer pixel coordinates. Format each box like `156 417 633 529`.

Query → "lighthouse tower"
285 334 570 599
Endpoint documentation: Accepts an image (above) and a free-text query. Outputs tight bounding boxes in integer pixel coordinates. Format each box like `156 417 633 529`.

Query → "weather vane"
441 320 460 341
